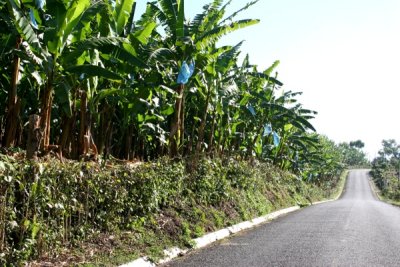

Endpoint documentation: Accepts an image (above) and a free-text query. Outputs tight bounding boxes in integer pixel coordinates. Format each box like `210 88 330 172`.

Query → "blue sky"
136 0 400 158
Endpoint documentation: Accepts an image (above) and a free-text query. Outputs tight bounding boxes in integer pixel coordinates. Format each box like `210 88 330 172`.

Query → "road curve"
165 170 400 267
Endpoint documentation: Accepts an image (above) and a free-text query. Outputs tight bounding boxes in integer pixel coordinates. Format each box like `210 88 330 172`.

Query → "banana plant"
146 0 260 157
6 0 91 150
6 0 147 157
225 57 282 159
68 1 168 159
192 43 242 156
1 0 21 147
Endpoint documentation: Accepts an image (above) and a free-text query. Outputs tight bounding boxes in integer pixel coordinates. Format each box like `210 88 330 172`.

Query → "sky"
136 0 400 159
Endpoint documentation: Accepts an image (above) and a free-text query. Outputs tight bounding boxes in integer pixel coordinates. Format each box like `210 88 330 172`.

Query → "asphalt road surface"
165 170 400 267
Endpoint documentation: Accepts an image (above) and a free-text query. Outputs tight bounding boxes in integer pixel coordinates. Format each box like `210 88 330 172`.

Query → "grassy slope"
0 155 346 266
329 170 348 201
89 165 348 266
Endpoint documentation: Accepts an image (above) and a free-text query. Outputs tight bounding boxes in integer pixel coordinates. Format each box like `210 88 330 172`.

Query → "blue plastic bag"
188 61 195 76
29 9 38 29
272 131 280 147
263 123 272 136
36 0 45 9
247 105 256 116
177 61 195 84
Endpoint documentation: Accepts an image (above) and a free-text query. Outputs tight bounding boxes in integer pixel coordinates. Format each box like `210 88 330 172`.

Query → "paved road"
165 170 400 266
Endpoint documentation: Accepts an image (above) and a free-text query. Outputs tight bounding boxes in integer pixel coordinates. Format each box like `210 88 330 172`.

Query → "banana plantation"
0 0 342 177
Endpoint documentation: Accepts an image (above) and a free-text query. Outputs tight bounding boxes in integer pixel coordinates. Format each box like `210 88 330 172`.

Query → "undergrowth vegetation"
0 154 340 265
370 139 400 202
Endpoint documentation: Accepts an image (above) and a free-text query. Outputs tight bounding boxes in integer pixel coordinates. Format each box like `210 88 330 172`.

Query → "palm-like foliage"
0 0 343 178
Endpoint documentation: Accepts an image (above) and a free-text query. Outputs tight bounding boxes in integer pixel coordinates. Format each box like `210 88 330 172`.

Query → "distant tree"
370 139 400 192
349 140 365 149
379 139 400 160
338 141 369 167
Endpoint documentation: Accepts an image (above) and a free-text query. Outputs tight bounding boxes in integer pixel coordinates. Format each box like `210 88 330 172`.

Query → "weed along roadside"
119 170 349 267
0 155 347 266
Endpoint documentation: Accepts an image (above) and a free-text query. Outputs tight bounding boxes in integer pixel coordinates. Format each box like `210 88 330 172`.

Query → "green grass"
331 170 349 200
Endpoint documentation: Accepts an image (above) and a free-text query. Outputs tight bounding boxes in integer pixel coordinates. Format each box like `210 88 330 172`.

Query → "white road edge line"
313 193 342 205
119 206 304 267
120 175 349 267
